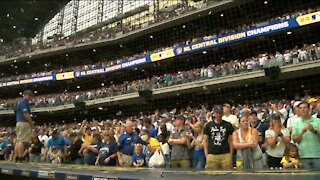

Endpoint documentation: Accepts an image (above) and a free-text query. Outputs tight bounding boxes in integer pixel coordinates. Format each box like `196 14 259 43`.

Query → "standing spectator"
45 130 67 162
158 114 174 134
188 122 206 170
15 90 35 163
292 102 320 169
143 118 158 138
69 132 84 165
95 130 118 166
222 103 239 128
312 101 320 118
28 136 43 163
117 121 145 167
38 129 49 147
265 115 290 168
233 117 263 169
249 111 268 148
310 44 318 61
287 101 302 132
83 133 101 165
203 105 234 170
168 115 191 168
271 102 288 125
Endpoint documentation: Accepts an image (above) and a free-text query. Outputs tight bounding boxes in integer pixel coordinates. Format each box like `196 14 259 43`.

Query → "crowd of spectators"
0 2 201 60
0 42 319 110
1 7 318 83
1 95 320 170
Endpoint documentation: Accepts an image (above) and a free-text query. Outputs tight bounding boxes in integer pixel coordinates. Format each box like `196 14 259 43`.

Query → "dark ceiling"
0 0 70 43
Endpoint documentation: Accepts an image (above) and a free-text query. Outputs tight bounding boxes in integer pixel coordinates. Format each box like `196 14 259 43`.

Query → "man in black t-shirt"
203 105 234 170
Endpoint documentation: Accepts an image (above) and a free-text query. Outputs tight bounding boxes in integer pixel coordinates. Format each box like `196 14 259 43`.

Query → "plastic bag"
148 149 165 168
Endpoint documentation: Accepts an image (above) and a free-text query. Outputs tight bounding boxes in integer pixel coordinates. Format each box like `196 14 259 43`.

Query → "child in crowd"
50 146 61 164
281 143 302 169
132 144 146 168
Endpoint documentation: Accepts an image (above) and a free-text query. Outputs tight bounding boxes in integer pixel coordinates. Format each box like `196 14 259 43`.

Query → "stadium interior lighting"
287 31 292 34
202 51 207 54
27 61 30 64
93 49 96 52
220 13 224 17
101 83 105 86
150 35 153 39
77 86 80 89
6 14 9 17
182 25 186 28
264 1 268 4
13 25 16 29
34 17 38 21
34 91 37 94
98 107 103 110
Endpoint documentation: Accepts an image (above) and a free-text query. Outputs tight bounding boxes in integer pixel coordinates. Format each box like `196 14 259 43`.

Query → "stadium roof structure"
0 0 70 43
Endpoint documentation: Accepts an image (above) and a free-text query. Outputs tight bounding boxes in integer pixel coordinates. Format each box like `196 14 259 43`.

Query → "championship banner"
55 72 75 80
296 11 320 26
150 49 175 62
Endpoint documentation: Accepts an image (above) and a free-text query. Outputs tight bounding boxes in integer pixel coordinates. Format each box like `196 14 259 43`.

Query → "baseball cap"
23 90 34 96
161 113 169 119
308 98 318 104
293 101 301 108
213 105 223 113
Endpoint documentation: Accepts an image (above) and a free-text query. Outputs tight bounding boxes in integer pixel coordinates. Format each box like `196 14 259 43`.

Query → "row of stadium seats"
0 7 317 83
0 42 319 110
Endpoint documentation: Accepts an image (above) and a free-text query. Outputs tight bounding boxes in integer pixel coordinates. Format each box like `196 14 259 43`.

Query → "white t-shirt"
286 115 300 129
222 114 239 127
38 135 49 147
265 128 290 158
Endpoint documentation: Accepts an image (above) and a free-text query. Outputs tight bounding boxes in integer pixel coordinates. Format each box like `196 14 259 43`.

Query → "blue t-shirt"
132 154 146 167
86 142 101 165
97 142 118 166
47 136 66 152
16 99 31 122
149 127 158 139
118 132 143 156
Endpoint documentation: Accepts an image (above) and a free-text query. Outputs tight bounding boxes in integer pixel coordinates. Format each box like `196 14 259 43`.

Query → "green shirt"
292 117 320 158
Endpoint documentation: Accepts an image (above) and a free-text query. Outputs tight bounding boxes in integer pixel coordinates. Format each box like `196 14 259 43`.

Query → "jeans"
301 158 320 169
29 154 40 163
193 156 206 170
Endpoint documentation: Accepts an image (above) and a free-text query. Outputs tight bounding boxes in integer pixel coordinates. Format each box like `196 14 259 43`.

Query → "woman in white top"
265 115 290 168
233 117 263 169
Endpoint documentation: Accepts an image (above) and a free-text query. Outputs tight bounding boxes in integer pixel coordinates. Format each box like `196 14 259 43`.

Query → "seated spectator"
233 117 263 169
28 136 44 163
132 144 146 168
292 102 320 169
68 132 84 165
83 133 101 165
281 143 302 169
204 105 234 170
168 115 191 168
95 130 118 166
265 115 290 168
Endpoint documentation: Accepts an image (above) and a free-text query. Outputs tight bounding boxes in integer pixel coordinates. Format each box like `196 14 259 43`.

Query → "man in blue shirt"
15 90 35 162
45 130 66 162
117 120 146 167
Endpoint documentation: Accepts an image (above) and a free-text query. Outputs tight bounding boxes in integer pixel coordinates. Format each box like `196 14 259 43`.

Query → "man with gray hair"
117 120 146 167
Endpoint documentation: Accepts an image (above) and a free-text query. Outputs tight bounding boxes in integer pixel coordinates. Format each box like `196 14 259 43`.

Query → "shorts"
16 122 32 143
206 153 232 170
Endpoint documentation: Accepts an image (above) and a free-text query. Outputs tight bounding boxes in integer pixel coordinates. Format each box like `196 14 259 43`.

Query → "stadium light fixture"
35 17 39 21
93 49 96 52
34 91 37 94
150 35 153 39
264 1 268 4
98 107 103 110
101 83 105 86
220 14 224 17
202 51 207 54
77 86 80 89
13 26 16 29
7 14 10 17
182 25 186 28
287 31 292 35
14 60 17 63
27 61 30 64
0 39 3 43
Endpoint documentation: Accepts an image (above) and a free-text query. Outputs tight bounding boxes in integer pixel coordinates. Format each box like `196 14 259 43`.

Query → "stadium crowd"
0 95 320 170
0 2 198 60
1 7 318 83
1 42 319 110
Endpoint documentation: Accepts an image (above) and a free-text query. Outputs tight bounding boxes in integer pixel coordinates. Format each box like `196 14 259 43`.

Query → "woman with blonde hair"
232 117 263 169
265 115 290 168
187 121 206 170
